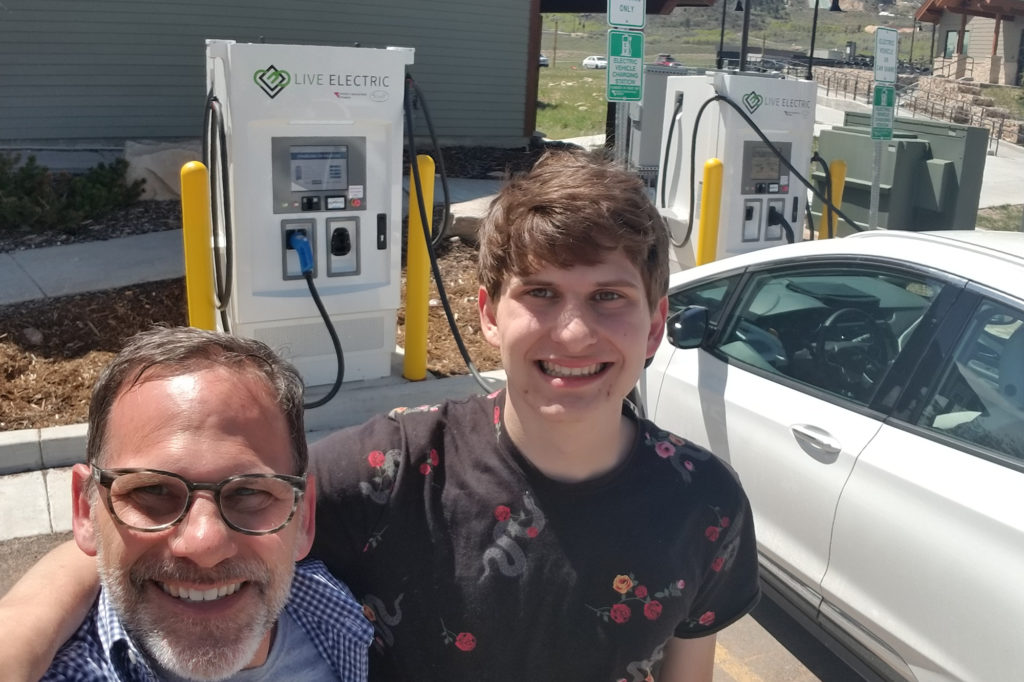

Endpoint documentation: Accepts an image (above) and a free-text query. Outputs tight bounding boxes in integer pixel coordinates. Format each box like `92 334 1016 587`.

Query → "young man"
41 327 372 680
1 151 758 681
310 151 760 680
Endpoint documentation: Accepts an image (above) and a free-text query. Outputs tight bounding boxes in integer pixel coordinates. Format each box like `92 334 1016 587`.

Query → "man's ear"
71 463 99 557
646 296 669 360
293 475 317 561
478 286 501 349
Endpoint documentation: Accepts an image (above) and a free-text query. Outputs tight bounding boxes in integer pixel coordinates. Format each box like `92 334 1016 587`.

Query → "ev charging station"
205 40 413 387
656 71 817 266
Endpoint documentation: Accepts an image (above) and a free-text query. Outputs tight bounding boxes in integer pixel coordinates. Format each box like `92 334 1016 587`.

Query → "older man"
43 327 371 681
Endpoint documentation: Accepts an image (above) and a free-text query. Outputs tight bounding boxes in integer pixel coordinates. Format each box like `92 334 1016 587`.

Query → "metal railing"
931 55 975 81
817 69 1023 154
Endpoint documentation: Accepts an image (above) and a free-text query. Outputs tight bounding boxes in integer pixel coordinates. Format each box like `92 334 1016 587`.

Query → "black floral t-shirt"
310 391 759 682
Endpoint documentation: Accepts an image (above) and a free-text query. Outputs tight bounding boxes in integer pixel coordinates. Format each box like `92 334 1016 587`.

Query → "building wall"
0 0 532 148
932 12 1024 85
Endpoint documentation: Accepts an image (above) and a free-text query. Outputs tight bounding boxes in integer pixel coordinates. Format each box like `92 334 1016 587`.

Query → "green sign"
871 83 895 140
606 29 644 102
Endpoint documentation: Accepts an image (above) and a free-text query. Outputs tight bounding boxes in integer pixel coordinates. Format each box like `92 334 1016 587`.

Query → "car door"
821 290 1024 681
648 260 950 614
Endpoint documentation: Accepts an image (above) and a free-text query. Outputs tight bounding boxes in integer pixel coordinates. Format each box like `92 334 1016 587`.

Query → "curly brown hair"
477 149 669 309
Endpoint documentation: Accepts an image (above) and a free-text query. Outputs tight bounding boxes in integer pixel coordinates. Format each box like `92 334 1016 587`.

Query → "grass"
976 204 1024 231
981 84 1024 120
536 62 608 139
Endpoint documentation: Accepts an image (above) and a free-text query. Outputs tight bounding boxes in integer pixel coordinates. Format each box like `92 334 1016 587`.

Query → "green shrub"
0 153 145 234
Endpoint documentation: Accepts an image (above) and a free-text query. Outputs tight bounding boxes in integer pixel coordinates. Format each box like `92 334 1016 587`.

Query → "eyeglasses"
91 464 306 536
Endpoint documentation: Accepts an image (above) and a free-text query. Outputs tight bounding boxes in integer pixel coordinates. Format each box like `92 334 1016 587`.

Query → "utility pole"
553 17 559 67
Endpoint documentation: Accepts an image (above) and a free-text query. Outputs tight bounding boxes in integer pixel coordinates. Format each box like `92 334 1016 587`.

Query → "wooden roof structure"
916 0 1024 23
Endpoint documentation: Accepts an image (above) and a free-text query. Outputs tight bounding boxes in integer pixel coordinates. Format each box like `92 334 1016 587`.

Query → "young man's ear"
646 296 669 360
71 463 98 557
293 475 317 562
478 286 501 349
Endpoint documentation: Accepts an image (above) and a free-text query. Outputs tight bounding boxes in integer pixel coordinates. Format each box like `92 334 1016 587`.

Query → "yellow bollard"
403 155 435 381
180 161 217 330
826 160 847 239
696 159 724 266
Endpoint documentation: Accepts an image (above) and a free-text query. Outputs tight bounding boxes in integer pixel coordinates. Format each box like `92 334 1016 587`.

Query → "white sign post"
608 0 646 29
869 27 899 230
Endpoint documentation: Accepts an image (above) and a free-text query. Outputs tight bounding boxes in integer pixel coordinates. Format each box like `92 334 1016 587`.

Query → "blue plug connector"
287 230 315 275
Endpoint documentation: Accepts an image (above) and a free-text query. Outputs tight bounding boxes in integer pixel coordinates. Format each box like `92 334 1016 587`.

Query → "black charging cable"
404 75 501 394
287 231 344 409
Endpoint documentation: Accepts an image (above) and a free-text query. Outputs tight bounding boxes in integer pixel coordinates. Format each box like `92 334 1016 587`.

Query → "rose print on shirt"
643 427 711 484
440 619 476 652
705 506 731 543
481 491 546 578
359 448 401 504
588 573 687 624
419 448 440 476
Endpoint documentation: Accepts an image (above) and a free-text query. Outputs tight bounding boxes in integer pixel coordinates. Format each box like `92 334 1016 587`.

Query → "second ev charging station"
656 71 817 266
205 40 413 388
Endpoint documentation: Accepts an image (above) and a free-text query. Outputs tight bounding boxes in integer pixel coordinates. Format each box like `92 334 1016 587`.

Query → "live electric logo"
742 91 764 114
253 65 291 98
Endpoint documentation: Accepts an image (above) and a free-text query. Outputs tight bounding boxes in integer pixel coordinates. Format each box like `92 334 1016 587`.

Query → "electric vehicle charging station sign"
871 84 895 140
607 29 644 102
608 0 646 29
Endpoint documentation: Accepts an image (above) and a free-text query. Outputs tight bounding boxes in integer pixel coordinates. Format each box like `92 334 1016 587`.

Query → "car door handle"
791 424 842 456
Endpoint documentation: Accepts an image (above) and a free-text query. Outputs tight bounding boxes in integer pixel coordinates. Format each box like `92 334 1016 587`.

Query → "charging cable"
404 75 502 394
766 205 795 244
202 90 234 332
286 231 345 409
682 93 862 242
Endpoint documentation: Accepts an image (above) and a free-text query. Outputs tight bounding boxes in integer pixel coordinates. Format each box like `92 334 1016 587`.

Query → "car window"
667 274 742 327
918 302 1024 462
712 266 944 405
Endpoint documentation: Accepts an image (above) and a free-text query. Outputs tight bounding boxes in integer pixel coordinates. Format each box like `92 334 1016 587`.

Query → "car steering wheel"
813 307 897 399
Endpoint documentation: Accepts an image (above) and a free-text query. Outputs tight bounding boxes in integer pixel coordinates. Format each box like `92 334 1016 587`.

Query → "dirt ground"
0 144 552 432
0 239 501 432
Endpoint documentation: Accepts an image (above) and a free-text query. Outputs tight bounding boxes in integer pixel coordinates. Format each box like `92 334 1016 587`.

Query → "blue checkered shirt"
43 559 372 681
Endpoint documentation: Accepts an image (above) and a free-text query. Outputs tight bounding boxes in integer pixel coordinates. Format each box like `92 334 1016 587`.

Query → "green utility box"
811 113 988 234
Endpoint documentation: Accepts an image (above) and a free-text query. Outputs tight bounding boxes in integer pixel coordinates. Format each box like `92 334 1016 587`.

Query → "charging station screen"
290 145 348 192
748 144 780 181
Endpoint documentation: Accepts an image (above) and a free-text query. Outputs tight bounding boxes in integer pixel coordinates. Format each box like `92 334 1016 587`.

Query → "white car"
582 55 607 69
642 230 1024 682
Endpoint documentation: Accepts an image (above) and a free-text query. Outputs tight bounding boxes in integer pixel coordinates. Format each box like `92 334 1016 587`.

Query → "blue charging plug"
287 230 315 275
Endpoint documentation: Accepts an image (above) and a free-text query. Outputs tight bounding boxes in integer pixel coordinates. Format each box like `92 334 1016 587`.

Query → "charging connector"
282 220 316 280
287 230 315 274
766 203 795 244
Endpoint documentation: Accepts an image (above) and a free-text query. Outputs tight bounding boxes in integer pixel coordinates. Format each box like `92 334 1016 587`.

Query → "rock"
22 327 44 345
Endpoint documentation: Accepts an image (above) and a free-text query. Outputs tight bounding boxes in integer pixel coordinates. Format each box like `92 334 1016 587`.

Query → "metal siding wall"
0 0 531 146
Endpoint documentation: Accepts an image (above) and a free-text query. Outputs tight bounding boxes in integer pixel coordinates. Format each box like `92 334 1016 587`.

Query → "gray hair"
87 326 307 474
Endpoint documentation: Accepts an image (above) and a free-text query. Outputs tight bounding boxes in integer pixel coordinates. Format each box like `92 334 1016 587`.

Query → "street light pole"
718 0 728 69
739 0 752 71
805 0 843 82
806 0 822 80
909 21 918 69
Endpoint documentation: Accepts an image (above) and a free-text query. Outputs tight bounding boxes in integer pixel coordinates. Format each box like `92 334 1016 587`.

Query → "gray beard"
96 545 292 681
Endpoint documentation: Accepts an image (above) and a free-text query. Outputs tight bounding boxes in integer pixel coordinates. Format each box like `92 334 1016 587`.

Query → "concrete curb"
0 366 504 476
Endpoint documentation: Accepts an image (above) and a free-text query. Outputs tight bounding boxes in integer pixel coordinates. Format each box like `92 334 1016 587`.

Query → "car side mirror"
666 306 709 349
